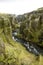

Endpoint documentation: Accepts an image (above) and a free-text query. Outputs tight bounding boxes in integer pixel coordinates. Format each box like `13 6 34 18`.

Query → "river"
12 31 43 56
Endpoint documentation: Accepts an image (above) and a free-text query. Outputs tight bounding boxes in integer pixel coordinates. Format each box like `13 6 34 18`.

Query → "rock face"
17 7 43 47
0 38 5 53
0 8 43 65
0 38 5 65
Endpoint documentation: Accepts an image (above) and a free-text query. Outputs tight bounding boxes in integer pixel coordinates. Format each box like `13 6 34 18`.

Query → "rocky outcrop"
17 7 43 47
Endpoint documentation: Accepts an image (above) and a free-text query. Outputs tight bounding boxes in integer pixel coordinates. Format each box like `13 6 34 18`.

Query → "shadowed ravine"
12 31 43 56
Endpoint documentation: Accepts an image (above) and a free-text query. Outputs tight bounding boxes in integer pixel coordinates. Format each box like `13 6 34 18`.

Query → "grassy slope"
0 30 37 65
0 28 43 65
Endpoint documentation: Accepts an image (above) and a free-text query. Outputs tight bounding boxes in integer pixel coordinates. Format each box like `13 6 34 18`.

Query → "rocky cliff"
17 7 43 47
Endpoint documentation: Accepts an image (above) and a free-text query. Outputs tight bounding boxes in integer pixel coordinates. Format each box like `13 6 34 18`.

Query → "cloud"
0 0 43 15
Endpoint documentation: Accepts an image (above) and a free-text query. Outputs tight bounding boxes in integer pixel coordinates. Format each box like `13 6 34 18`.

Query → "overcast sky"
0 0 43 15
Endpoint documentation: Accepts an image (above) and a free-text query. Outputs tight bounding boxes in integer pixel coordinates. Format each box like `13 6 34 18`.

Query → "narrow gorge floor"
12 32 43 55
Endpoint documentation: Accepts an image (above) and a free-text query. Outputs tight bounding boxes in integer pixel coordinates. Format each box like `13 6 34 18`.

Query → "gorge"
0 7 43 65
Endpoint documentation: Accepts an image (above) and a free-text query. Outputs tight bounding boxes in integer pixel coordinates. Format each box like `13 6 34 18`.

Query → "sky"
0 0 43 15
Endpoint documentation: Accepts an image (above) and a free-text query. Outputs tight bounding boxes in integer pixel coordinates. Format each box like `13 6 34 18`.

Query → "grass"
0 30 43 65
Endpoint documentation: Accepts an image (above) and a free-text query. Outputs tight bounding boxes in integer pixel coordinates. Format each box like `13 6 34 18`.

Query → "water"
12 32 43 56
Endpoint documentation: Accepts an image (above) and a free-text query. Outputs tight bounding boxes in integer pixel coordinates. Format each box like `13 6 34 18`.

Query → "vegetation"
17 8 43 47
0 7 43 65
